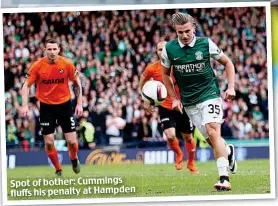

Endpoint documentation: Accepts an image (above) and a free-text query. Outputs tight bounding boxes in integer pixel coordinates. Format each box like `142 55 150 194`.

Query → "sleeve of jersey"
26 63 38 85
161 45 171 68
68 62 79 82
208 38 224 60
143 65 152 80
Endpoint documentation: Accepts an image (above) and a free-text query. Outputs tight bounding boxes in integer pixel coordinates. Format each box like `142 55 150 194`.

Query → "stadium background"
3 6 270 168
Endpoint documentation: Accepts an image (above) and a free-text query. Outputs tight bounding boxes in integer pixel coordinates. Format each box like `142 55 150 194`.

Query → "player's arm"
162 66 177 100
161 46 176 100
217 55 235 99
21 64 37 117
73 77 82 107
139 66 155 113
68 62 83 117
73 76 83 117
138 70 149 94
161 45 183 113
22 81 31 108
209 38 235 100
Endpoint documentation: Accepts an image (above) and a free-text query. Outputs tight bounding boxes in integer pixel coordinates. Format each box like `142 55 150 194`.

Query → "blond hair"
171 12 196 29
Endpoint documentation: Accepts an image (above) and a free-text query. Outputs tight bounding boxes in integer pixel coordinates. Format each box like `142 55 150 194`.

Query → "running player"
139 41 199 174
161 12 237 190
21 38 83 176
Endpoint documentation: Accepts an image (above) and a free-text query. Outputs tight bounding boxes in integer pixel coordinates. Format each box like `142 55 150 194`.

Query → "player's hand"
172 99 183 114
224 88 236 100
20 106 30 118
75 104 83 118
144 103 154 114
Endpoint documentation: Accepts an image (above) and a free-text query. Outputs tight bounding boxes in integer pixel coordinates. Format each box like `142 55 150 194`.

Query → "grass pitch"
7 159 271 200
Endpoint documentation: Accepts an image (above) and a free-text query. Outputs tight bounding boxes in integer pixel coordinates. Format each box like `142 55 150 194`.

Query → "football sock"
167 137 183 155
223 140 231 155
45 146 62 171
68 141 79 160
185 138 196 163
226 144 231 156
216 157 229 177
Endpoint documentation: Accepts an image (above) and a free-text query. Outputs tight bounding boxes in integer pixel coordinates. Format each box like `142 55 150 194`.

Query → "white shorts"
184 97 224 139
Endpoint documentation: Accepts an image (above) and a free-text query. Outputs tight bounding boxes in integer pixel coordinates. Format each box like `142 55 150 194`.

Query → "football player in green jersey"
162 12 237 191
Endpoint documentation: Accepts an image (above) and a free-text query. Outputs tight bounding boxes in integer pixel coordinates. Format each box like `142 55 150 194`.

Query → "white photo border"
0 1 275 205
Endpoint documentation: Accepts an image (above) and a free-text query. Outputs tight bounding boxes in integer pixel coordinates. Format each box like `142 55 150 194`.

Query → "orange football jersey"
26 56 78 105
142 60 180 110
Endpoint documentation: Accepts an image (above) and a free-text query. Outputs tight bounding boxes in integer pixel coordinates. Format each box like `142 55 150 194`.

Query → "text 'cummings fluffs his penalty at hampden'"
9 176 136 197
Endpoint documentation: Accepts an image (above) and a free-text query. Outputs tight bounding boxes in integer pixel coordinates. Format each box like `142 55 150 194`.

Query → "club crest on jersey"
59 68 64 74
195 51 203 60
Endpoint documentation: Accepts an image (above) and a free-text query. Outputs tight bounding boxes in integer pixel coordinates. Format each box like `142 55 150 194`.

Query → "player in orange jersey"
139 41 199 174
21 38 83 176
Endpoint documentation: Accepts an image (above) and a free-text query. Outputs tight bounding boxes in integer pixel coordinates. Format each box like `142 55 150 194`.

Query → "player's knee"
206 123 221 139
45 142 54 151
43 134 55 150
182 133 193 142
206 126 218 138
68 140 78 146
165 131 176 141
166 135 176 141
64 132 77 144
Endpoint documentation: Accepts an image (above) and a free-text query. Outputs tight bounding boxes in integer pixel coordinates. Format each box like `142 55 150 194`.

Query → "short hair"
45 38 59 47
156 41 167 49
171 12 196 29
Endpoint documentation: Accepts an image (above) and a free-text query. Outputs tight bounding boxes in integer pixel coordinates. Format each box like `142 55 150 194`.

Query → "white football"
141 80 167 106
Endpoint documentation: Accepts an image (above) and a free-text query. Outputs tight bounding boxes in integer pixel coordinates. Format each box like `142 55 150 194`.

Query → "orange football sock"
185 139 196 163
46 146 62 171
167 138 183 154
68 141 79 160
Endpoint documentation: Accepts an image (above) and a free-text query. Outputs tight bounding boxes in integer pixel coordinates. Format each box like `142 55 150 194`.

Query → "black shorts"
39 100 76 135
159 106 194 134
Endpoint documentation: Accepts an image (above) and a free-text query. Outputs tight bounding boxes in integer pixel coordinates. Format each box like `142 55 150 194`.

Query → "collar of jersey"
178 35 196 48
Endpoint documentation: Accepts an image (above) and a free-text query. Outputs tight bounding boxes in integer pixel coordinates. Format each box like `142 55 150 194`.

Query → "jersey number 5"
70 117 75 129
208 104 220 115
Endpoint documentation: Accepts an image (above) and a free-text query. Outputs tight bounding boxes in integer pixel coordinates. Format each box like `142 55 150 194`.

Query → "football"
141 80 167 106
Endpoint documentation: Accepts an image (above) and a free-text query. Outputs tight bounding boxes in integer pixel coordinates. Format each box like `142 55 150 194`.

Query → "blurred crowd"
3 7 269 151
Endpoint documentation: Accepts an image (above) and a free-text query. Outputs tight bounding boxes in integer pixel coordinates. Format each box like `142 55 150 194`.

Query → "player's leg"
176 110 199 174
57 101 80 174
205 123 231 190
184 101 231 190
159 106 183 170
199 128 237 174
40 102 62 176
164 127 184 170
180 132 199 174
201 98 231 190
64 131 80 174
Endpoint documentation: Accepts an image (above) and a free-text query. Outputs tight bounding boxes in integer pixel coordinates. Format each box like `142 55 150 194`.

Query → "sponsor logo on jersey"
195 51 203 60
59 68 64 74
42 78 65 84
173 63 205 73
